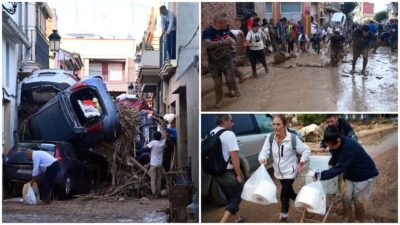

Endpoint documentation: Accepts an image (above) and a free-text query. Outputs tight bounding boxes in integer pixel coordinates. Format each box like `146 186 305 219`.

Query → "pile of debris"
77 104 150 200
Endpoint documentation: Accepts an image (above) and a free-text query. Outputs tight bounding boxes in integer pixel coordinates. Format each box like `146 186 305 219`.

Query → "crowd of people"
203 12 398 108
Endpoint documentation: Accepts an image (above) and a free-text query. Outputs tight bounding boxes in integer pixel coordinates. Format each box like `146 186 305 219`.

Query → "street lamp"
48 29 61 59
2 2 18 14
128 83 134 94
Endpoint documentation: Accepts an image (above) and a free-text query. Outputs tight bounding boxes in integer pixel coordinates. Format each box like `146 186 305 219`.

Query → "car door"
28 92 83 141
232 114 264 172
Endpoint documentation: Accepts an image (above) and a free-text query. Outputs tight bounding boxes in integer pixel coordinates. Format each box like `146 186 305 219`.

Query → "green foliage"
374 11 388 22
341 2 358 16
297 114 326 126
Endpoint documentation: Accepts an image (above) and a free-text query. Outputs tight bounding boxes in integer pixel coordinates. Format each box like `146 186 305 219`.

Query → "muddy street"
2 197 169 223
201 46 397 111
201 129 398 223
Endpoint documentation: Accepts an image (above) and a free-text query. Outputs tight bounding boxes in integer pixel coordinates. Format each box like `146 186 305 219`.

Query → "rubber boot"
342 201 352 222
355 205 366 222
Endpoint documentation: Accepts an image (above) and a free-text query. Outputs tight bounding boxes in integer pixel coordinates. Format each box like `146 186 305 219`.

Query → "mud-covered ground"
201 129 398 223
201 45 398 112
2 197 169 223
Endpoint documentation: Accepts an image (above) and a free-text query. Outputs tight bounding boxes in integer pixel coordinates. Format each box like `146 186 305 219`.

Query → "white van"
330 12 346 31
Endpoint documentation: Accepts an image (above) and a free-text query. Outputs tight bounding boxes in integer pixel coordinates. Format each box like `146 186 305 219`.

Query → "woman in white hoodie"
258 115 311 221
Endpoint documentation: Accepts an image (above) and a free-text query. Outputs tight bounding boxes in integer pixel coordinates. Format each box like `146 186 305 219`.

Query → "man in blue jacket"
315 126 378 222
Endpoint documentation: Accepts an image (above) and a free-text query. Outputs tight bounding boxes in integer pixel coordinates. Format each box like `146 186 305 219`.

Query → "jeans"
214 170 244 215
249 49 267 73
42 161 60 201
166 30 176 59
149 165 163 195
279 179 297 214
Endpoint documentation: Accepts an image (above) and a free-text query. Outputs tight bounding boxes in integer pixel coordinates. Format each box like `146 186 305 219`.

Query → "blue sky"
49 0 156 40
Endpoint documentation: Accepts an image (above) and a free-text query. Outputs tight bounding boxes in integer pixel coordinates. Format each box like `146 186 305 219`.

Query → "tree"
341 2 358 16
297 114 326 126
374 11 388 22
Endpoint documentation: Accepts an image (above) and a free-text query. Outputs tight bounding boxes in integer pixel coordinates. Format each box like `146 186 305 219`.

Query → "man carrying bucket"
314 126 379 222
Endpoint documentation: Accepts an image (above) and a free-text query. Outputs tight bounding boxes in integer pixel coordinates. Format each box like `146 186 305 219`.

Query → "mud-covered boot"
342 202 352 222
354 205 366 222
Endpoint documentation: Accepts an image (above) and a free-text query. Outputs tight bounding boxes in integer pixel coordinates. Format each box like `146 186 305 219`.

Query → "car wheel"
209 178 228 206
58 173 72 199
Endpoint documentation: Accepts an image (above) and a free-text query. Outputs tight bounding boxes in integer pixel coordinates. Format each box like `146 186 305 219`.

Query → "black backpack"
201 129 229 176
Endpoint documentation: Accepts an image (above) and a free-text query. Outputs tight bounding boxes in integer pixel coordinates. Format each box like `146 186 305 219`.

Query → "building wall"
61 38 136 92
163 2 199 190
2 36 19 153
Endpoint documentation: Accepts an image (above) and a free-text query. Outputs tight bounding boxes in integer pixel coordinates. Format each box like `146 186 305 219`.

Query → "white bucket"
241 183 256 201
296 185 321 209
252 180 277 204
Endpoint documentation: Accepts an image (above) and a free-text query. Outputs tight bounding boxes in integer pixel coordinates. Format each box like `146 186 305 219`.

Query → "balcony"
138 50 160 93
26 26 49 69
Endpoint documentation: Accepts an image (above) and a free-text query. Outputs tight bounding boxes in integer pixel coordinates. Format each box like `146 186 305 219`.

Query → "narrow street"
2 197 169 223
201 46 397 111
201 127 398 223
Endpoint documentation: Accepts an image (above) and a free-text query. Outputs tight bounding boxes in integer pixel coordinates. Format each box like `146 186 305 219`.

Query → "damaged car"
3 141 106 199
23 76 119 146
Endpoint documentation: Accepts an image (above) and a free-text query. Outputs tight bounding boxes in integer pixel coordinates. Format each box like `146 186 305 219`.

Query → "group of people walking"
208 114 379 223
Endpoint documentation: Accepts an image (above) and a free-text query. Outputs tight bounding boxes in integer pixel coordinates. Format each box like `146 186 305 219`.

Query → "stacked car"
5 70 119 199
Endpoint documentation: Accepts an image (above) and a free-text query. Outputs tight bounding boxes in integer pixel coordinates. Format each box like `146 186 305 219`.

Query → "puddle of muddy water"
142 211 168 223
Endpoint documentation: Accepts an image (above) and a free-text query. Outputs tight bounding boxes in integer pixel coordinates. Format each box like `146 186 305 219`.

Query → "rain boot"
342 201 352 222
355 205 366 222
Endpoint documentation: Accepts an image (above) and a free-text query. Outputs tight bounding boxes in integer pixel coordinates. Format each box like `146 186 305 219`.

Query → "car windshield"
70 88 104 128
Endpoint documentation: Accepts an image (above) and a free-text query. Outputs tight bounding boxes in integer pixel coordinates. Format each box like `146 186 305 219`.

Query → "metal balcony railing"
159 35 168 67
25 26 49 69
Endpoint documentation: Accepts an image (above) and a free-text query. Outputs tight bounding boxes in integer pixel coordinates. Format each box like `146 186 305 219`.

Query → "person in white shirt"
258 115 311 221
144 127 167 198
25 149 60 204
246 23 269 78
160 5 177 59
210 114 245 223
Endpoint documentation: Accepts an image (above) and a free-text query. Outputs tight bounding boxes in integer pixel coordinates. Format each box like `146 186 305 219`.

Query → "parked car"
201 114 274 205
18 69 79 107
23 76 119 147
3 141 106 199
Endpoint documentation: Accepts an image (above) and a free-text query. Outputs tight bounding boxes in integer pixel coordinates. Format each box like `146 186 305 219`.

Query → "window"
236 2 255 18
108 63 123 81
280 3 302 22
232 114 258 136
281 3 301 13
254 114 273 133
90 63 102 77
265 3 273 21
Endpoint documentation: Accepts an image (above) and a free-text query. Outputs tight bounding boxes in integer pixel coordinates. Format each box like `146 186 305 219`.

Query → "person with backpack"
203 114 244 223
258 115 311 222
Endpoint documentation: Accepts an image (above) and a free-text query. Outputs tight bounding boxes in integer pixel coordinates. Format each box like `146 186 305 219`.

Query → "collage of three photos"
2 1 398 223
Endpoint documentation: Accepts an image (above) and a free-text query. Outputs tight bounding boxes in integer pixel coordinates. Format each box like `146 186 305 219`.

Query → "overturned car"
23 76 119 147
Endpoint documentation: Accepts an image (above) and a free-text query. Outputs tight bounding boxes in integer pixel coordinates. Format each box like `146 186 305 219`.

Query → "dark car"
201 114 274 205
24 76 119 146
3 141 105 199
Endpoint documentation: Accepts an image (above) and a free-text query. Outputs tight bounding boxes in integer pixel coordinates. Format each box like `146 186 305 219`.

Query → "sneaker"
234 216 247 223
361 70 367 76
215 100 223 108
228 90 235 97
279 213 288 222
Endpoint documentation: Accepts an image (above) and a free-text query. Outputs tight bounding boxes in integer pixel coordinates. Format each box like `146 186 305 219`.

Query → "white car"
18 69 79 107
